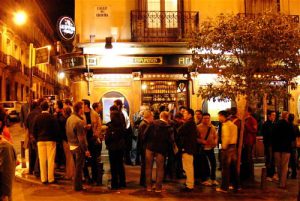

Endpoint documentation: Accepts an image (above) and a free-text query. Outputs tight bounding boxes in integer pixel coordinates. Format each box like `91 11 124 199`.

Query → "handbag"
197 127 211 154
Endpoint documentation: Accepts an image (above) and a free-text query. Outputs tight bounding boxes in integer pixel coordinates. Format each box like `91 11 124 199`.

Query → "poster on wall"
102 97 124 123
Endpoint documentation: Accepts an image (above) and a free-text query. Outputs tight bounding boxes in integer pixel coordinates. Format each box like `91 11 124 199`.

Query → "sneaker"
273 174 279 181
216 188 228 193
202 180 212 186
266 177 273 182
211 180 219 186
155 189 162 193
146 187 152 192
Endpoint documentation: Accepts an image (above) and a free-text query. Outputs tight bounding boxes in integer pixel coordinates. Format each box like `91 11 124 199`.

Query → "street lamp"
13 10 27 26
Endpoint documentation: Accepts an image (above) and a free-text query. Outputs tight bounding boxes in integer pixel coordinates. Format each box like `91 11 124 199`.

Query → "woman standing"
105 110 126 190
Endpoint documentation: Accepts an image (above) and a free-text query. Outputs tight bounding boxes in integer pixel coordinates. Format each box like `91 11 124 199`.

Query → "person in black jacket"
178 108 198 192
262 110 276 181
33 101 59 184
144 111 173 193
288 113 299 179
105 110 127 190
273 111 294 189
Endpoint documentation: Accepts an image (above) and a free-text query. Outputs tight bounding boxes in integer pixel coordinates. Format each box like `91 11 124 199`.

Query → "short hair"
218 110 229 118
195 110 203 114
267 110 275 116
64 107 72 117
57 100 64 110
82 99 90 108
143 110 152 119
288 113 295 123
281 111 289 120
92 102 99 110
186 108 194 117
73 102 83 114
114 99 123 107
110 105 119 112
160 111 169 121
202 112 210 117
231 107 238 115
40 101 49 111
174 112 183 119
64 99 72 106
179 106 187 111
159 105 166 112
247 107 253 114
31 100 40 110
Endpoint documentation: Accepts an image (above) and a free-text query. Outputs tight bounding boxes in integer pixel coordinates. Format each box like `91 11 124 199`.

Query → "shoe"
211 180 219 186
216 188 228 193
42 181 48 185
202 180 212 186
181 187 193 192
273 174 279 181
75 187 87 191
229 186 234 190
146 187 152 192
155 189 162 193
48 180 57 184
266 177 273 182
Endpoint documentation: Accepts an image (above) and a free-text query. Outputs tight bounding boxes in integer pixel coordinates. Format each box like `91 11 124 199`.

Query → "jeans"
264 145 275 178
241 144 254 181
71 147 85 191
182 153 194 189
108 150 126 189
62 141 75 179
83 140 102 183
145 149 165 190
274 152 290 188
221 145 238 191
37 141 56 183
203 149 217 180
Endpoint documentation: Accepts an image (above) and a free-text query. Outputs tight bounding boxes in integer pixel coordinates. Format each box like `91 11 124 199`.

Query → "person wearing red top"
241 107 258 182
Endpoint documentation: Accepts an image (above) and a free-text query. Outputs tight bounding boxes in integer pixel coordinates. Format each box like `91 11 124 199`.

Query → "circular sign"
57 16 76 41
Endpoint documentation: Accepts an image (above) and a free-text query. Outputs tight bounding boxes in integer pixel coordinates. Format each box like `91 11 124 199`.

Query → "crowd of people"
0 97 300 200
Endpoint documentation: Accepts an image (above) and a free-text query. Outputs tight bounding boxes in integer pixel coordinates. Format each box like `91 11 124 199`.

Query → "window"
147 0 178 28
245 0 279 14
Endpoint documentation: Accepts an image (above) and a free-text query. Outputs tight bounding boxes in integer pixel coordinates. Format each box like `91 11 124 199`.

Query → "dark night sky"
40 0 74 28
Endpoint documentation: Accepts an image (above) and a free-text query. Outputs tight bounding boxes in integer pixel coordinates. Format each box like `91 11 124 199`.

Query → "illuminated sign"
35 46 50 65
95 6 110 18
57 16 76 41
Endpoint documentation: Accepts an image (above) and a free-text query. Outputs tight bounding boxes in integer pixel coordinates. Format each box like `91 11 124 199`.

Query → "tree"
188 13 300 176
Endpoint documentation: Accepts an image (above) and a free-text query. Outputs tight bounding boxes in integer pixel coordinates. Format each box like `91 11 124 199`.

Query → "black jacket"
33 112 59 142
178 119 198 155
144 119 173 155
138 119 150 150
262 120 276 146
272 119 294 153
105 122 126 151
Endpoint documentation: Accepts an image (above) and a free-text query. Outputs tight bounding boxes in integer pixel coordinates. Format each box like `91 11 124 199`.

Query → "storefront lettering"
95 6 110 18
178 57 192 65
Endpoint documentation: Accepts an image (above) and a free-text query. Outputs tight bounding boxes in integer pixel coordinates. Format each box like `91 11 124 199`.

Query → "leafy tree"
188 13 300 175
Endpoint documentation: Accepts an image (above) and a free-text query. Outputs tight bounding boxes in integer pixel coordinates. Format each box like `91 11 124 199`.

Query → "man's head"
179 106 187 115
160 111 169 122
82 99 91 111
202 113 211 125
110 105 119 113
143 110 153 122
218 110 229 123
183 108 194 121
73 101 84 116
56 100 64 110
174 112 184 122
64 99 73 107
288 113 295 123
281 111 289 121
114 99 123 110
40 101 49 112
267 110 276 122
195 110 203 120
92 102 102 113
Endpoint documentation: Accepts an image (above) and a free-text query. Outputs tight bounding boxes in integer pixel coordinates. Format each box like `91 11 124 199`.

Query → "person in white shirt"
216 110 239 193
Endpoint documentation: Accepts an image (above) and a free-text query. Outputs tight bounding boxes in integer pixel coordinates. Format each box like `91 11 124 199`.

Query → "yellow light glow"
58 72 65 79
142 84 147 90
13 11 27 26
47 45 52 51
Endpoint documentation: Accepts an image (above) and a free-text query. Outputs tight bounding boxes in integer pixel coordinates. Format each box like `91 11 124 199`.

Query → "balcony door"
245 0 280 14
147 0 179 28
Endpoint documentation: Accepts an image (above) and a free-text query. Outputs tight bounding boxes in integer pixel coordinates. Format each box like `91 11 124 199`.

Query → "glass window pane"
165 0 178 28
147 0 161 28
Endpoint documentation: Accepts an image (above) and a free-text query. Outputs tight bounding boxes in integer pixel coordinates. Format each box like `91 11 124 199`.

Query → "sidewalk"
14 155 299 201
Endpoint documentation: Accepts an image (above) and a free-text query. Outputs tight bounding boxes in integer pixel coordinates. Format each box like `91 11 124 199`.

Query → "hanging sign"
57 16 76 41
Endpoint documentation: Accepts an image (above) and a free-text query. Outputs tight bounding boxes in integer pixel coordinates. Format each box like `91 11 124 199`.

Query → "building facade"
61 0 300 123
0 0 69 102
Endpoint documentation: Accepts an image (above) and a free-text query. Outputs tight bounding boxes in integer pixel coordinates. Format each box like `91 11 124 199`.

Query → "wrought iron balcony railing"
237 13 299 23
131 10 199 42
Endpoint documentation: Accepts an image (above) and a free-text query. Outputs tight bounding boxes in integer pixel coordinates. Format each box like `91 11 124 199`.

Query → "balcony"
237 13 299 23
6 55 22 72
131 11 199 42
0 51 7 65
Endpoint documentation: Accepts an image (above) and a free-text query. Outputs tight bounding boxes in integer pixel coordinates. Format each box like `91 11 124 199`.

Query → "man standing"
216 110 238 193
144 111 173 193
66 101 90 191
195 110 203 125
262 110 276 181
33 101 59 184
273 111 294 189
178 108 198 192
241 107 258 182
197 113 218 186
137 110 153 187
82 99 102 185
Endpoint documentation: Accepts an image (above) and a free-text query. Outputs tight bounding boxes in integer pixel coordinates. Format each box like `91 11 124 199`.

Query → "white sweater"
221 120 238 150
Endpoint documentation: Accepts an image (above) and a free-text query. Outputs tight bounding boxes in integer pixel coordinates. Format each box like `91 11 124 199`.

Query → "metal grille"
131 11 199 42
